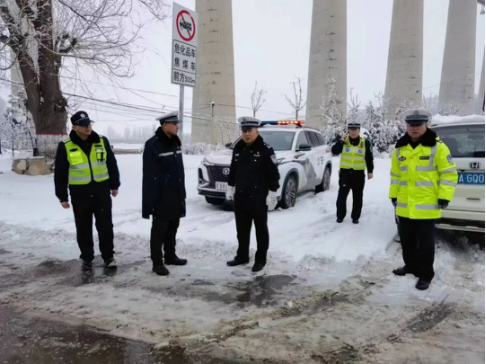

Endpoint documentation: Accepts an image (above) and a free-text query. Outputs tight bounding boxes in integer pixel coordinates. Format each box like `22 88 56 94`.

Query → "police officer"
225 117 280 272
142 111 187 276
54 111 120 271
331 121 374 224
390 109 457 290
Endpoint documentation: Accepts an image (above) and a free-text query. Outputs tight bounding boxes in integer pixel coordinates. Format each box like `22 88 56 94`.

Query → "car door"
432 123 485 213
305 131 325 185
293 131 313 190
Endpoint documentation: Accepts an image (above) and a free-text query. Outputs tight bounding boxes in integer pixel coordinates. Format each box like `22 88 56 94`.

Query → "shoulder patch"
447 154 454 165
271 154 277 164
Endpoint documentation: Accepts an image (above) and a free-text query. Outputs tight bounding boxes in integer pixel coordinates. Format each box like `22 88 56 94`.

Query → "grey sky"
30 0 484 133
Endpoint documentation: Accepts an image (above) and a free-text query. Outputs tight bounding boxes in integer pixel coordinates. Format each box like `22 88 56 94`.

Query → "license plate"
458 172 485 185
215 182 228 190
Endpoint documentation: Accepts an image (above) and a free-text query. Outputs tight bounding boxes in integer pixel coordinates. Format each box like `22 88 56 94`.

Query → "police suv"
431 116 485 232
198 121 333 208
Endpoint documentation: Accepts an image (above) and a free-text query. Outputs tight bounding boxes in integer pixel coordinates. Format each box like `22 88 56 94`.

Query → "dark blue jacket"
142 128 186 219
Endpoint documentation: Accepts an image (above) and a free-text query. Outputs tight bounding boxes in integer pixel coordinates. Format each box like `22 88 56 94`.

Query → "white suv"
198 121 333 209
431 117 485 232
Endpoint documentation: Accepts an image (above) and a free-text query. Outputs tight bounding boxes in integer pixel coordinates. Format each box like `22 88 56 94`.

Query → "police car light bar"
260 120 305 126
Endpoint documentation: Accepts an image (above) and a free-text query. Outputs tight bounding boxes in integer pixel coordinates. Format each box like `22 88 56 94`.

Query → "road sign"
172 3 198 87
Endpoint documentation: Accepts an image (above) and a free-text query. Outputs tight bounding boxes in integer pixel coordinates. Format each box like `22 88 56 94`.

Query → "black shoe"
336 218 344 223
104 258 117 269
392 266 408 276
227 258 249 267
352 219 359 224
165 256 188 266
252 263 266 272
416 279 430 291
152 264 170 276
81 260 92 271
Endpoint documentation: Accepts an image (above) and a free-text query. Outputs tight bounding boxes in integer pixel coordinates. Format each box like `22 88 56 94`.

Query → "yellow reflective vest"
340 137 366 170
64 136 109 185
389 136 458 219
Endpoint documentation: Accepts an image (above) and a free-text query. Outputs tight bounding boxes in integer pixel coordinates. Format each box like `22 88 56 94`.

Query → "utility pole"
210 101 215 144
179 86 184 142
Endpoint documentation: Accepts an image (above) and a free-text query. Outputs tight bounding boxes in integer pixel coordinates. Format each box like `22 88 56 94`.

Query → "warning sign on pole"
172 3 198 87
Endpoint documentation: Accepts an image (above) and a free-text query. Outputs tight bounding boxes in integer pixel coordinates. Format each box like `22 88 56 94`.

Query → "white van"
431 117 485 232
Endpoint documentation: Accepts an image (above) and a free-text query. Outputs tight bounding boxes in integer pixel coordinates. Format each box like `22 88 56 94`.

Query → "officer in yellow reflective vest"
54 111 120 271
332 121 374 224
390 109 457 291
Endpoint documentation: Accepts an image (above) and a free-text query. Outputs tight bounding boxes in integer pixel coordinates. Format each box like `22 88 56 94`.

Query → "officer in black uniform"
54 111 120 271
226 117 280 272
331 121 374 224
142 111 187 276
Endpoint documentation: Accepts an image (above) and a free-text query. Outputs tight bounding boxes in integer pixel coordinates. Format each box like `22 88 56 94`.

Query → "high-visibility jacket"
64 136 109 185
340 137 366 170
389 137 458 220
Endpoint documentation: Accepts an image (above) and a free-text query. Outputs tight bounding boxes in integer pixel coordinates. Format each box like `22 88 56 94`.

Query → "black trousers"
150 216 180 265
71 193 114 262
234 194 269 264
398 217 436 282
336 169 365 220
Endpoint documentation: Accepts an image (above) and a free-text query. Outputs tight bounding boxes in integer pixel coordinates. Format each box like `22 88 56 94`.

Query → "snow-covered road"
0 153 484 363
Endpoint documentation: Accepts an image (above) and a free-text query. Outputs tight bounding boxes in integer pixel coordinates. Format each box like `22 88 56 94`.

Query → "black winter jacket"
228 135 280 197
332 136 374 173
54 130 120 202
142 128 186 219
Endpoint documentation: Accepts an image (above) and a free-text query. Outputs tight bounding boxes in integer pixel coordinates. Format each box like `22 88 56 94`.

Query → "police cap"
404 109 431 125
157 111 179 124
71 111 93 126
347 121 361 129
238 116 260 130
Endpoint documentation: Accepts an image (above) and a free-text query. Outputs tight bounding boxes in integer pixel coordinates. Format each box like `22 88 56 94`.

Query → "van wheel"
279 174 297 209
315 166 331 193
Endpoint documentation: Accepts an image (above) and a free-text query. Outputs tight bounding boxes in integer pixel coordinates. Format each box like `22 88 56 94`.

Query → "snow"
431 114 485 125
0 152 484 363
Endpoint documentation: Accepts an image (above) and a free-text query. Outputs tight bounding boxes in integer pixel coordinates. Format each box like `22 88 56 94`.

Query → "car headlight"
202 157 214 167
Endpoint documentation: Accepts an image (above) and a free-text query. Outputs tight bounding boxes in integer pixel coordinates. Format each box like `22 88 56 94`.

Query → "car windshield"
259 131 295 151
434 124 485 158
230 131 295 151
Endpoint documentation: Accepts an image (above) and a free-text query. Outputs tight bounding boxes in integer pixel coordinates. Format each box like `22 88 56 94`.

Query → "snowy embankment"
0 152 484 363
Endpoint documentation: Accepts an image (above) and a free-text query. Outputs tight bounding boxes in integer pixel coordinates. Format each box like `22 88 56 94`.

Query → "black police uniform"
228 134 280 266
54 111 120 264
142 112 186 272
331 135 374 222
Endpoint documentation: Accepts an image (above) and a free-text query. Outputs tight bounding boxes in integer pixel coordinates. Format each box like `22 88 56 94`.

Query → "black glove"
438 199 449 209
391 198 397 207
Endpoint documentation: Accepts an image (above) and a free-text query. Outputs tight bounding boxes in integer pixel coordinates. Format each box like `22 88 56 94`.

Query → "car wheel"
315 165 331 193
280 174 297 209
205 197 225 205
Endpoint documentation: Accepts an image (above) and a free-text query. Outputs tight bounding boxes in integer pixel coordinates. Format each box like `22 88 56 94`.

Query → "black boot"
165 256 188 266
252 262 266 272
336 218 344 223
153 264 170 276
81 260 92 272
352 219 359 224
227 258 249 267
415 279 430 291
392 266 409 276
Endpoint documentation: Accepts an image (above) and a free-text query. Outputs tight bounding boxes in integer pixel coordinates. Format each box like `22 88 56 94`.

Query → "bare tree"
0 0 168 154
250 81 266 117
284 77 306 120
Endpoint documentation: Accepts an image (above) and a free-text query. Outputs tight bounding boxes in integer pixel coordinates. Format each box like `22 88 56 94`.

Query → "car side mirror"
225 143 232 148
298 143 312 152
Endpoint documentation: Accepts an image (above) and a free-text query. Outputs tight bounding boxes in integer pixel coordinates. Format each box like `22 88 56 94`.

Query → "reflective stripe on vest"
340 137 366 170
64 137 109 185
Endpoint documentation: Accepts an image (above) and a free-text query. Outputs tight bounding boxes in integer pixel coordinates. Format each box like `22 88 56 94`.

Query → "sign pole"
179 85 184 141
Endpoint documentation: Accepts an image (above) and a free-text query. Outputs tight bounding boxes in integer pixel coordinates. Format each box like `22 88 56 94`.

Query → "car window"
295 132 309 149
305 131 321 147
258 130 295 151
315 133 326 146
433 125 485 158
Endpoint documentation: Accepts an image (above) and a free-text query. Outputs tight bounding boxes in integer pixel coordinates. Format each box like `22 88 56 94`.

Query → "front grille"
208 166 230 183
